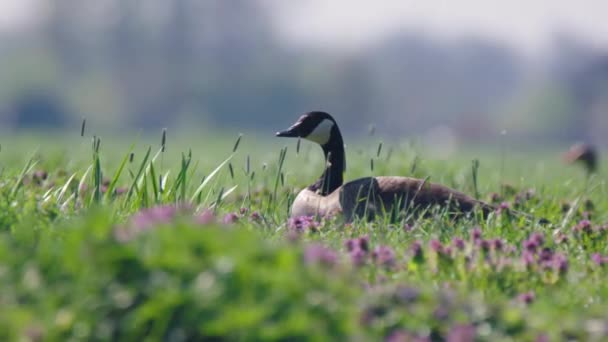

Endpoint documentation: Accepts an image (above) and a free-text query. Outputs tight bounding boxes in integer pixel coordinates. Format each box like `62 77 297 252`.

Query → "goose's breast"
290 189 342 218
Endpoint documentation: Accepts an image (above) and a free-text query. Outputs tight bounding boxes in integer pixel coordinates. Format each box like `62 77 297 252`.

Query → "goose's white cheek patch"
306 119 333 145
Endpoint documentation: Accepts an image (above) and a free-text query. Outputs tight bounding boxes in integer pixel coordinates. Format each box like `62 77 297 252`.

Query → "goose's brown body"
292 176 493 221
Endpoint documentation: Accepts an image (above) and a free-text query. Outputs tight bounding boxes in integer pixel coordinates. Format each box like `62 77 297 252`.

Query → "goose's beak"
276 124 300 138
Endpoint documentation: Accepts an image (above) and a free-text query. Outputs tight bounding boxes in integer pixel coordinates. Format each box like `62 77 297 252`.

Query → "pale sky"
2 0 608 57
271 1 608 56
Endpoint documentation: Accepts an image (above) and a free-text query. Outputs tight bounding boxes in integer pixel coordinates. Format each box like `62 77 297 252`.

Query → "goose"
563 142 598 176
276 111 499 222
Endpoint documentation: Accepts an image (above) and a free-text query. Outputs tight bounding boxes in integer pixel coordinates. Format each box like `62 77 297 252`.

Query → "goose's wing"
339 176 493 221
378 176 488 210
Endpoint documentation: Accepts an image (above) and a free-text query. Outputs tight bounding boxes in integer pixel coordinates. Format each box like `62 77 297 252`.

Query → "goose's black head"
277 111 345 195
276 111 338 146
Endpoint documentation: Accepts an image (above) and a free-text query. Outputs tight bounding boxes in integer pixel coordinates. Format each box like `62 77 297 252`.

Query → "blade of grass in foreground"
125 147 152 203
76 165 92 203
136 148 163 191
190 154 233 203
149 158 159 203
57 171 77 202
10 152 38 199
210 184 238 210
91 148 102 204
170 150 193 202
268 147 287 213
104 145 134 202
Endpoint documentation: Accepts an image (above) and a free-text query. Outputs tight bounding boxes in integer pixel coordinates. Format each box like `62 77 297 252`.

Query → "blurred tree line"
0 0 606 144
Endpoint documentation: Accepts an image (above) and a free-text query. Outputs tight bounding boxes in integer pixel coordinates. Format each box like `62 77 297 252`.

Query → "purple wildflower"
446 324 476 342
591 253 605 266
471 227 482 241
523 232 545 253
554 232 568 244
530 232 545 246
195 209 216 225
535 334 549 342
304 243 338 267
249 211 262 222
395 286 420 303
538 248 554 262
33 170 48 183
222 212 239 224
574 219 593 234
403 223 414 232
115 204 189 242
523 239 538 253
345 236 369 252
345 236 371 266
452 237 466 251
521 251 535 268
478 239 491 253
130 205 179 231
288 216 319 232
114 187 128 195
496 201 510 214
429 239 443 253
385 330 407 342
492 238 504 251
518 291 535 304
350 249 367 266
79 183 88 195
552 253 569 274
433 306 449 321
385 330 414 342
489 192 502 203
372 245 396 267
386 330 431 342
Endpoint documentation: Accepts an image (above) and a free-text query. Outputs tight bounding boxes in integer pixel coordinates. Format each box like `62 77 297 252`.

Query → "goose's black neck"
308 125 345 195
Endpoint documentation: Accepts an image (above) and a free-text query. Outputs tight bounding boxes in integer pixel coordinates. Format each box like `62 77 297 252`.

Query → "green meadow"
0 130 606 341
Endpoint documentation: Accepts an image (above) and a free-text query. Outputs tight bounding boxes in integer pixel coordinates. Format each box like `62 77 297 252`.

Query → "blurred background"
1 0 608 147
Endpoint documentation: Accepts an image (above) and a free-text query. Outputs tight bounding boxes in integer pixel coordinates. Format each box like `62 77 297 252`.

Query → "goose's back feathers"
339 176 491 221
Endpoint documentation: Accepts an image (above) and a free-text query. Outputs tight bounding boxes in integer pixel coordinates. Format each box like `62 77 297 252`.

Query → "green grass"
0 131 606 341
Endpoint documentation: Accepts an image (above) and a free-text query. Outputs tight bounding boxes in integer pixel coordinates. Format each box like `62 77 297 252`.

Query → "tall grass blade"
228 162 234 179
190 154 233 203
57 172 77 202
10 153 38 199
471 159 480 199
171 150 192 202
161 128 167 152
149 159 159 202
77 165 92 202
81 118 86 137
104 146 133 202
126 147 152 202
232 134 242 152
269 147 287 211
92 151 102 204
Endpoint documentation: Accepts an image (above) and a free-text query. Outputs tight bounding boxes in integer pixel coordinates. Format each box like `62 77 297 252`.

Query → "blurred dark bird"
563 143 598 175
276 111 499 222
